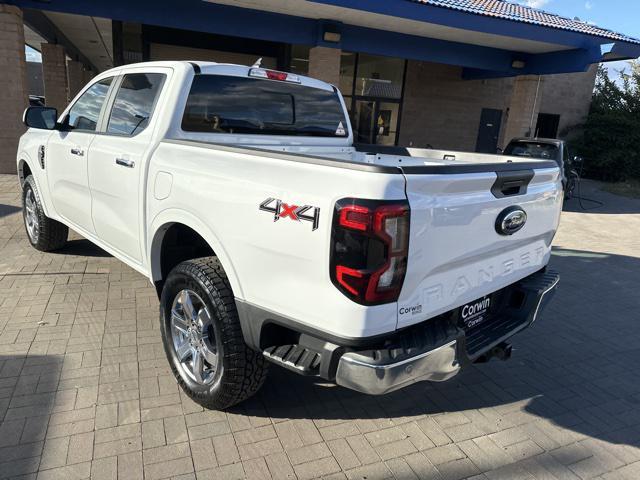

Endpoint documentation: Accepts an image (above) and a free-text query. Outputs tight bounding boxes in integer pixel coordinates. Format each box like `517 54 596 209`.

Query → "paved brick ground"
1 174 639 480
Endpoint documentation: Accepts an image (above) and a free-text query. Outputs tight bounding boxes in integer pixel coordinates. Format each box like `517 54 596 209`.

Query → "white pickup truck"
18 61 561 409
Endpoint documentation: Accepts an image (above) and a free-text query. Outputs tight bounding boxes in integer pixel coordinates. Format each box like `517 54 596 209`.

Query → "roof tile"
410 0 640 44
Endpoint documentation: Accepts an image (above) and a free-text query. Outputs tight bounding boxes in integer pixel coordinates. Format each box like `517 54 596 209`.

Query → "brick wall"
398 61 514 151
41 43 68 113
539 64 597 136
82 68 95 86
398 60 596 152
67 60 85 100
0 5 28 174
502 75 544 143
308 46 341 86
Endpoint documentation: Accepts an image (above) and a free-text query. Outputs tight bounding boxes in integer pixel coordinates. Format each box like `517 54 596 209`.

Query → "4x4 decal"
259 198 320 231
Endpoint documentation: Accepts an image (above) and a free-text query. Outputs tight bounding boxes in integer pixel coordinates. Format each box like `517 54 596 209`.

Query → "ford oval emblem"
496 206 527 236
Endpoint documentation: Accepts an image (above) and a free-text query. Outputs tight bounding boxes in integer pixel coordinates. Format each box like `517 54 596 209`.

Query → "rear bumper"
334 270 559 395
336 340 459 395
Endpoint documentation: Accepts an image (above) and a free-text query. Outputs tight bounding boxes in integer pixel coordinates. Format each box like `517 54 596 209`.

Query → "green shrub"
573 63 640 182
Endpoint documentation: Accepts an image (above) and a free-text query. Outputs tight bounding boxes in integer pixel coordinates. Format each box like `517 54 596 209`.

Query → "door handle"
116 158 135 168
70 148 84 156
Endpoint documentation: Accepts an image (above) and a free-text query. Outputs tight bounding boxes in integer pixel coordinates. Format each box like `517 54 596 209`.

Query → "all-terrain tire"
160 257 268 410
22 175 68 251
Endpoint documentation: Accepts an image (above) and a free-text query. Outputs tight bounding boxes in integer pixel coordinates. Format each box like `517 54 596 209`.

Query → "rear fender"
148 208 244 299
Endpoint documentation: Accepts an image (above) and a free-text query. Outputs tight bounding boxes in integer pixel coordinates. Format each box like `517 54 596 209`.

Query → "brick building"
1 0 640 173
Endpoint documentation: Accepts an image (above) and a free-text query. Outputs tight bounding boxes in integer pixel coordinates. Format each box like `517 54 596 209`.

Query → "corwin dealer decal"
399 304 423 316
461 296 491 328
259 197 320 231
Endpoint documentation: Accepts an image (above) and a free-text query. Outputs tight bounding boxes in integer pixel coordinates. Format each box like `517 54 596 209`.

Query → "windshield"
181 75 349 137
504 142 560 161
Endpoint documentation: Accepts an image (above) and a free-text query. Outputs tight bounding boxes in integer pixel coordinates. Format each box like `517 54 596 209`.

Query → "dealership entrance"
338 53 407 146
3 0 639 173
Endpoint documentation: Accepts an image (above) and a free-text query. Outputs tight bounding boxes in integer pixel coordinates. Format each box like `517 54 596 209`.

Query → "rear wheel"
22 175 68 251
160 257 268 409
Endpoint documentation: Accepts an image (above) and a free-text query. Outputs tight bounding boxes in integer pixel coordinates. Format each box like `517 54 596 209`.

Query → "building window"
287 48 407 145
289 45 310 76
340 53 407 145
353 54 404 99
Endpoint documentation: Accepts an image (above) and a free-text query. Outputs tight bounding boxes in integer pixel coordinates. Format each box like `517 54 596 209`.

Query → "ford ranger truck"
17 61 561 409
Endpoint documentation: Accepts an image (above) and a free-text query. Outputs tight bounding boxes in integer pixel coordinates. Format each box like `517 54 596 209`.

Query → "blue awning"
10 0 640 77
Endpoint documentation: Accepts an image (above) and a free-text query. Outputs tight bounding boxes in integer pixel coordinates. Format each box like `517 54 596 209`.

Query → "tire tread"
161 257 268 410
23 175 68 252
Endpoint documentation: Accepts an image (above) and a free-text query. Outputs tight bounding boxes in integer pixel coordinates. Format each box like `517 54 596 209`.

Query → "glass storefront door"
340 53 406 146
353 100 375 144
353 100 400 145
288 49 406 145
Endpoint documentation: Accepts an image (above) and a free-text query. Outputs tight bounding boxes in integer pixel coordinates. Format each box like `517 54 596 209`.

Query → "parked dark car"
504 138 581 199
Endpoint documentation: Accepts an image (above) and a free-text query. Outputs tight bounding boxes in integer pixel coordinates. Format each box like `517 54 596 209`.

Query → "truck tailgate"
396 162 562 330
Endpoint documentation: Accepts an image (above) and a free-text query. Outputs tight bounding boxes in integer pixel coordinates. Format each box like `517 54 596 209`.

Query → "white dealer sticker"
461 295 491 328
336 121 346 136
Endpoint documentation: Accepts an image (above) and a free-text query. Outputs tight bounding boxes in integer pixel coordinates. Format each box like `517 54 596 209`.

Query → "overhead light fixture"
512 60 526 69
323 31 341 43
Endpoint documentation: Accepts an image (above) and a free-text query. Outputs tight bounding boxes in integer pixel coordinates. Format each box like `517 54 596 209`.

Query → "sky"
26 46 41 62
24 1 640 78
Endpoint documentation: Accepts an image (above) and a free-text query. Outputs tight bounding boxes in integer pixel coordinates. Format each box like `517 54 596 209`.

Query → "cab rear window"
181 75 348 137
504 142 560 161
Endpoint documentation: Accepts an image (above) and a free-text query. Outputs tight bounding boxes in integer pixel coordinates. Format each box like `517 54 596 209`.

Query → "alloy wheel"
170 289 219 385
24 187 39 243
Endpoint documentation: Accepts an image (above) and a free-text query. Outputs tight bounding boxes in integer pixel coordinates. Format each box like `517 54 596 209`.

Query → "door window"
375 102 400 146
353 100 375 144
67 77 113 132
107 73 166 136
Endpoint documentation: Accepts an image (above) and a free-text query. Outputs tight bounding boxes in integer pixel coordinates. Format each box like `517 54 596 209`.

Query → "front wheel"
22 175 68 251
159 257 268 409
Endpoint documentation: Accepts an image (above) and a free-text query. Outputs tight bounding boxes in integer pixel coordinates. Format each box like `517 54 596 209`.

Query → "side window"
107 73 166 136
67 77 113 132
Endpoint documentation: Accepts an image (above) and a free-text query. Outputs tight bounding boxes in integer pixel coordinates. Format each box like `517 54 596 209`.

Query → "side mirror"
496 147 504 154
23 106 58 130
573 156 584 163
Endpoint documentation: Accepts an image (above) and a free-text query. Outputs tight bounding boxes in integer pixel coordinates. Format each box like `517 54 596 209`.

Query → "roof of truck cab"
100 61 335 92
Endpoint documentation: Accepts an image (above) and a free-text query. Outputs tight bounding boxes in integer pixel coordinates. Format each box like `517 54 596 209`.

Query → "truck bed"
168 138 557 173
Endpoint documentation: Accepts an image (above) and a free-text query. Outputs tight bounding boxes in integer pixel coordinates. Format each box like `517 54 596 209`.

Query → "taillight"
330 198 410 305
